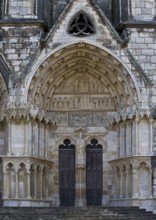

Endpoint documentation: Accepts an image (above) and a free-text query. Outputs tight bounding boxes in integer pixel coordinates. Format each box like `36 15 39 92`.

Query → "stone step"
0 207 155 220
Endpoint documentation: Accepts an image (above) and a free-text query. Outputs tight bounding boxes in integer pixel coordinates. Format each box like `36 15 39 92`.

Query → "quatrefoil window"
68 11 95 37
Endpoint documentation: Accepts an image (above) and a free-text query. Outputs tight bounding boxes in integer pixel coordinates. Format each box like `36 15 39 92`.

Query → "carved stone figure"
77 133 85 165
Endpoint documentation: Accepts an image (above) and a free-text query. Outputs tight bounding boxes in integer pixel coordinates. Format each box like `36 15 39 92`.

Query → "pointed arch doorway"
59 139 76 206
86 139 103 206
27 42 140 207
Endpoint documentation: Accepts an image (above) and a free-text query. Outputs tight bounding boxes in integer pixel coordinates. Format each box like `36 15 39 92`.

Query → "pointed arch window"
0 0 7 19
68 11 96 37
111 0 129 27
33 0 38 15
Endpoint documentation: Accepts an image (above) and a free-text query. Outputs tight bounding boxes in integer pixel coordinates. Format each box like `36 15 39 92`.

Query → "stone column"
126 168 129 198
75 164 86 206
120 170 123 198
40 168 43 200
34 168 37 199
15 170 19 199
27 171 31 199
132 167 139 198
117 126 120 157
114 169 118 199
24 122 28 155
149 119 154 155
7 122 12 155
45 171 49 200
75 132 86 206
31 121 35 156
3 171 9 199
148 168 152 198
121 167 126 198
44 125 48 159
135 117 140 155
38 123 41 157
153 167 156 197
115 168 120 198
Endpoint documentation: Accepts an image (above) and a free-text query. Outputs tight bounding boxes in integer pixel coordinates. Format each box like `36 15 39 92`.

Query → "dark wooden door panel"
59 139 75 206
86 139 103 206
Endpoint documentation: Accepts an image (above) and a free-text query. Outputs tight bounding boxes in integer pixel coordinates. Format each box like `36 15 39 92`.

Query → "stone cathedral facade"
0 0 156 212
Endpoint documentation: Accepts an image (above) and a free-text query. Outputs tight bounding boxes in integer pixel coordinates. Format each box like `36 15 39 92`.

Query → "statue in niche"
68 97 74 109
63 97 68 109
77 132 85 165
75 95 81 109
127 94 131 106
69 80 75 93
89 80 94 92
78 79 83 92
92 98 98 109
114 97 118 109
53 100 57 109
74 76 80 92
34 93 39 108
83 77 89 92
93 80 100 92
45 97 49 110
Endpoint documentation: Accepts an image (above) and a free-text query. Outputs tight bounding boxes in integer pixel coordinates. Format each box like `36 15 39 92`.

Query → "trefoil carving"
68 11 95 37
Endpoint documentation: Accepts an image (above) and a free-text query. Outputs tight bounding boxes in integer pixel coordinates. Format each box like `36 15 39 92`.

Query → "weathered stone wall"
0 25 42 77
131 0 155 20
128 27 156 105
6 0 35 19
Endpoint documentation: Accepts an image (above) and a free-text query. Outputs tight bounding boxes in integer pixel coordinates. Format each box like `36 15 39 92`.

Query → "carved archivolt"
0 74 7 109
27 43 140 122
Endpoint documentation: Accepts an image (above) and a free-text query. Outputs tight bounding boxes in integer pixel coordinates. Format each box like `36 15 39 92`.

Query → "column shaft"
132 168 139 198
27 171 31 199
15 171 19 199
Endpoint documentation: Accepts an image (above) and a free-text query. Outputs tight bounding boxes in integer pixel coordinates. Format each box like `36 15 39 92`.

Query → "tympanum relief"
44 73 116 127
50 73 115 111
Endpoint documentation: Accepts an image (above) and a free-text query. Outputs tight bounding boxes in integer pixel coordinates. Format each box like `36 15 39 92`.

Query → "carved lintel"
74 127 86 133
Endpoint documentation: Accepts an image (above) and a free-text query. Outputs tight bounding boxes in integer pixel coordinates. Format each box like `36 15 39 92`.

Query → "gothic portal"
0 0 156 213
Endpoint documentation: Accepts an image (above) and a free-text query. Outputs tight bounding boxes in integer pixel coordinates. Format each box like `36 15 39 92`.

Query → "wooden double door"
59 139 75 206
59 139 103 206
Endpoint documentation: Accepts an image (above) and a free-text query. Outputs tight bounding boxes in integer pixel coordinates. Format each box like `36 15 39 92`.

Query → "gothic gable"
45 0 119 49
